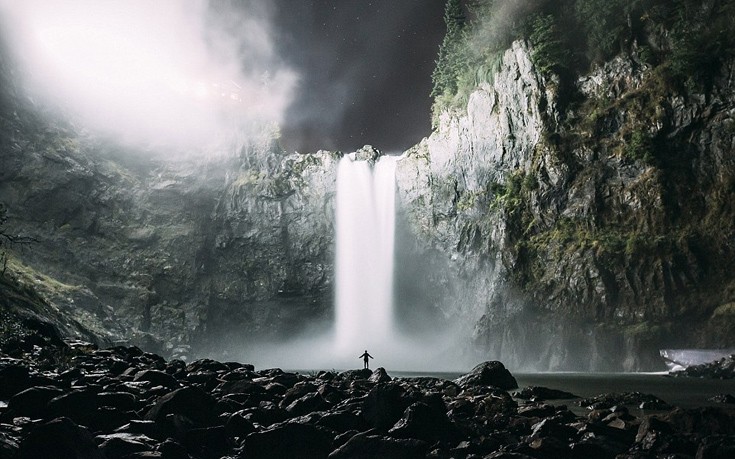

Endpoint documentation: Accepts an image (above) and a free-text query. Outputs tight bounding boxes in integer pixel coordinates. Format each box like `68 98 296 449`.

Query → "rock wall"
396 40 735 371
0 66 341 359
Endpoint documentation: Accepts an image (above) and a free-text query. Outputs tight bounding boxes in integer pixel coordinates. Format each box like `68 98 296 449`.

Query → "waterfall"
334 154 397 357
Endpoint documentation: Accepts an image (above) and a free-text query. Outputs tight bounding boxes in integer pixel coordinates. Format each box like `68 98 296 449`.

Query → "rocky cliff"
396 39 735 371
2 17 735 371
0 43 341 359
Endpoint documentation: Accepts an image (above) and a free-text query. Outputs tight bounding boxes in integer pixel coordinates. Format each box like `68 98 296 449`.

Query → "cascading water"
334 154 397 359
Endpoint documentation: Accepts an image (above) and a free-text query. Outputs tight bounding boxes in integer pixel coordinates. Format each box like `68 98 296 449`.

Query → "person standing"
359 350 373 369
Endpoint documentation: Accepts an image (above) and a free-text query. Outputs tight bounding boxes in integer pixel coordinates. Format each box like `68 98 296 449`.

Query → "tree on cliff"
431 0 467 99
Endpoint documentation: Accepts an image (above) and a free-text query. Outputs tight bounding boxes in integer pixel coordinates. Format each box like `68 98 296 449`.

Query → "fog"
0 0 297 154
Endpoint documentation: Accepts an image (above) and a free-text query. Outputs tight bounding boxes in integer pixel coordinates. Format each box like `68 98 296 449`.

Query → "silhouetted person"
359 350 373 369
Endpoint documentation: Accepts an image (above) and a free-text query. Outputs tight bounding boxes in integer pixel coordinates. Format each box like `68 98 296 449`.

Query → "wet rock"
362 382 413 431
708 393 735 404
514 386 579 401
672 354 735 379
145 386 216 426
19 417 104 459
96 433 157 459
368 367 391 383
133 370 179 389
328 432 428 459
338 369 372 381
388 401 455 443
454 361 518 390
285 392 329 417
241 423 333 459
183 425 230 459
0 364 31 399
579 392 671 410
7 385 64 418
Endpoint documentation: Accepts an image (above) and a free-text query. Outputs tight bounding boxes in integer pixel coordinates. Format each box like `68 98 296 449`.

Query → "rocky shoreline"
0 342 733 458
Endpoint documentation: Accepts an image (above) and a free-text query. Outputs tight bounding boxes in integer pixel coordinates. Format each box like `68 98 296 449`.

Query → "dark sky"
271 0 446 153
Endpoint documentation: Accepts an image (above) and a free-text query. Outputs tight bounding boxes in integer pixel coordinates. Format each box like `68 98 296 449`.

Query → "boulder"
96 433 157 459
7 386 64 418
388 401 455 443
242 423 333 459
19 417 104 459
362 383 413 431
514 386 579 401
133 370 179 389
368 367 391 383
328 433 427 459
144 386 216 426
454 361 518 390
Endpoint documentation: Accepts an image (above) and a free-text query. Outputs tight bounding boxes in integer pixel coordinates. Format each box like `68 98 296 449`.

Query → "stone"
241 423 333 459
454 361 518 390
7 386 64 418
96 433 157 459
144 386 216 426
362 382 413 431
133 370 179 389
514 386 579 401
368 367 391 383
328 433 428 459
388 401 456 443
19 417 104 459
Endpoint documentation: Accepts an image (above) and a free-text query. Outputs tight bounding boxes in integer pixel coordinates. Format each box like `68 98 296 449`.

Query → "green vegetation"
431 0 735 116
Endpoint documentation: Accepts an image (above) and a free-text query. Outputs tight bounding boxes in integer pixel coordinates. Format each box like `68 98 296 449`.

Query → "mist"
0 0 297 155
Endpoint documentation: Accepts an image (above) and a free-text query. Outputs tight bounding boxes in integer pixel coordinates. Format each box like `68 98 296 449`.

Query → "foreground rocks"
672 354 735 379
0 346 734 459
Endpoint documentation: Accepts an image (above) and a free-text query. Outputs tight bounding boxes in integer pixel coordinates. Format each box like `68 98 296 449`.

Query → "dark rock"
285 392 329 417
0 431 20 458
529 418 577 441
368 367 391 383
218 379 265 396
514 386 579 401
19 417 104 459
708 393 735 404
0 364 31 399
454 361 518 390
337 369 372 381
96 433 157 459
362 382 413 431
156 439 189 459
183 425 230 459
133 370 179 389
145 386 216 426
114 420 161 440
696 435 735 459
7 386 64 418
241 423 333 459
317 410 368 433
579 392 671 410
46 390 102 425
388 401 455 443
186 359 229 374
328 433 428 459
224 410 257 438
97 391 138 411
663 407 735 436
279 381 318 408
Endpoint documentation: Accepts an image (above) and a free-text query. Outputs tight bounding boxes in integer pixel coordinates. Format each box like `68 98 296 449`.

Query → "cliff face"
396 40 735 370
2 34 734 370
0 57 340 358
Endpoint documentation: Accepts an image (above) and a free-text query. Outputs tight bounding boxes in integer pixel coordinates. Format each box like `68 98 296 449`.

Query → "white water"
334 154 397 358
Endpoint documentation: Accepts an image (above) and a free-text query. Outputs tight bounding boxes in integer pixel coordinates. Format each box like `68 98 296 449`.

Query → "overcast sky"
272 0 446 153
